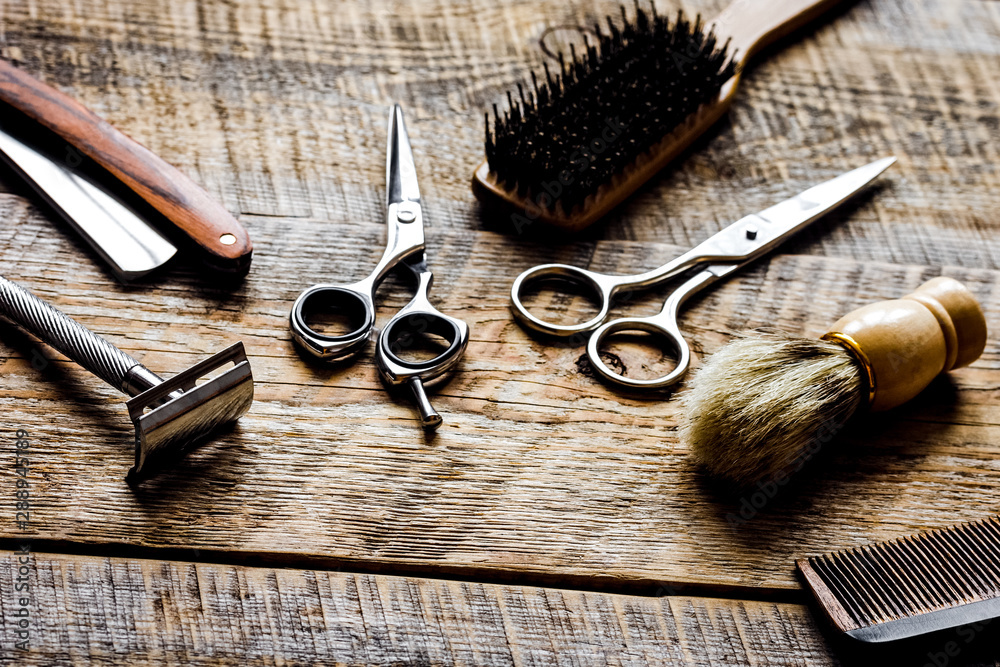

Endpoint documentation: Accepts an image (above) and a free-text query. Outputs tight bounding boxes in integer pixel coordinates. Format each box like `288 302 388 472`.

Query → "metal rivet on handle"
220 233 237 245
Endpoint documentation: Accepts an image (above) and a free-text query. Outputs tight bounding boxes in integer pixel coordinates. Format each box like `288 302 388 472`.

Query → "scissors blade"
755 157 896 232
692 157 896 264
386 104 421 206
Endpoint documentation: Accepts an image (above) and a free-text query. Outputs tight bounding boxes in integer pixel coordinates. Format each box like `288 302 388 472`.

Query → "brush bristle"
680 331 863 487
485 3 736 216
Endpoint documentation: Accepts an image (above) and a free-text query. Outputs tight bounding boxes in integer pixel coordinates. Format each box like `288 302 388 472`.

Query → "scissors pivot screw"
396 204 417 223
745 225 758 240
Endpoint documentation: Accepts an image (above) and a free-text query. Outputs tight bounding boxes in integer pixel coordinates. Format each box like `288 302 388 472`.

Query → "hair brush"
680 277 988 486
474 0 844 231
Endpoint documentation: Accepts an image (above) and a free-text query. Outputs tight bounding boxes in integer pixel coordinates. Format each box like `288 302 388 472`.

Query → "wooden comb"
798 516 1000 642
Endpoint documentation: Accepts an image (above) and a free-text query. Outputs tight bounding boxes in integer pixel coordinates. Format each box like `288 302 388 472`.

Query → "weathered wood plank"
2 0 1000 269
0 549 843 665
0 1 999 660
0 210 997 593
5 551 1000 666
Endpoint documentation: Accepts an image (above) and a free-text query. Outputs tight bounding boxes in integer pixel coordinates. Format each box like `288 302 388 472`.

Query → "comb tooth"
959 522 1000 590
853 546 908 620
953 523 1000 584
823 553 879 626
900 536 958 609
976 516 1000 551
810 556 867 628
869 541 931 617
934 525 992 598
835 551 892 625
920 530 983 603
885 536 941 610
916 532 977 604
845 548 898 623
961 520 1000 582
879 538 939 613
917 531 974 604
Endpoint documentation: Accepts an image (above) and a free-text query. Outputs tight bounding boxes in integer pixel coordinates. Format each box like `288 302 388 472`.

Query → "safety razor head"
125 342 253 483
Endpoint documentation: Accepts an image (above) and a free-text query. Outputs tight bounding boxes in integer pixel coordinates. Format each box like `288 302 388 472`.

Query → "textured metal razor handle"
0 275 143 393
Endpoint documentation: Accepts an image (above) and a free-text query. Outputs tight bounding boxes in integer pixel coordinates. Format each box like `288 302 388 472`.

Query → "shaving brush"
681 277 987 486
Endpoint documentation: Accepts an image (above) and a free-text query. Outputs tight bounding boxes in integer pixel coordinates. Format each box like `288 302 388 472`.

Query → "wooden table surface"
1 0 999 664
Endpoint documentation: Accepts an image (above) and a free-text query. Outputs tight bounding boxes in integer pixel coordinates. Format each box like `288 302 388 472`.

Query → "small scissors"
290 104 470 428
511 157 896 389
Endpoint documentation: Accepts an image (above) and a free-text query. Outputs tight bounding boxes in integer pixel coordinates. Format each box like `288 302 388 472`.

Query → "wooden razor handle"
713 0 846 66
0 59 252 274
824 277 988 412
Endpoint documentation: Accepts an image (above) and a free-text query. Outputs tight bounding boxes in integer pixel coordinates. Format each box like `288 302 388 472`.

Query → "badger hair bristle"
680 331 864 487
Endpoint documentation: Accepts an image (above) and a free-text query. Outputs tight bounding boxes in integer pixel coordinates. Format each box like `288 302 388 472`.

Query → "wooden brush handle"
713 0 845 66
0 59 252 274
824 277 987 412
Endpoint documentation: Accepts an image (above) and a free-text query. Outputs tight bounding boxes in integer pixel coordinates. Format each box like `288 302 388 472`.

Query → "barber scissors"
511 157 896 389
290 105 470 428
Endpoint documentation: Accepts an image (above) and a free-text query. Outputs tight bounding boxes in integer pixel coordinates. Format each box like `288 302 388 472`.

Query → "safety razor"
0 275 254 483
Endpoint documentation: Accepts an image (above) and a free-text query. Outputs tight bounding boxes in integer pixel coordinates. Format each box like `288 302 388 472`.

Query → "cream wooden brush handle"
714 0 845 66
823 277 987 412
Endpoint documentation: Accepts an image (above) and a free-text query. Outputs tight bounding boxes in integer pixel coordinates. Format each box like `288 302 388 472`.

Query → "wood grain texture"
6 551 1000 666
0 0 999 661
0 211 997 595
0 549 841 666
1 0 998 265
